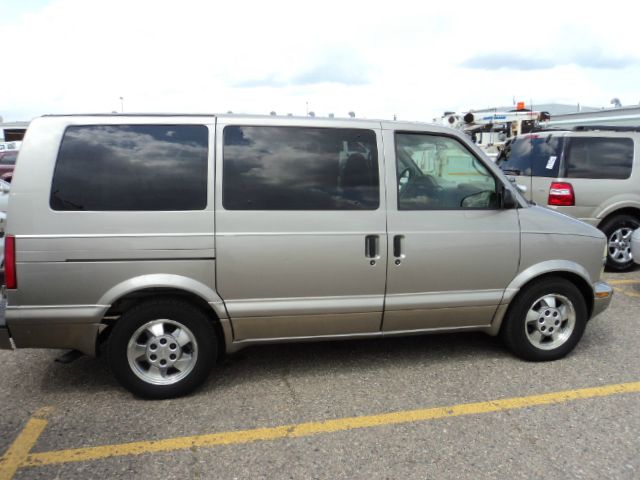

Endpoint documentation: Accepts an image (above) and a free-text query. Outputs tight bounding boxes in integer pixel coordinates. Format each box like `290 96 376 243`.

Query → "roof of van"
41 113 383 120
39 112 440 125
37 114 458 134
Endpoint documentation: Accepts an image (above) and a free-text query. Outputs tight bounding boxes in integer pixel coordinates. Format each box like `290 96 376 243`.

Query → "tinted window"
223 126 379 210
565 137 633 179
497 135 564 178
396 133 498 210
51 125 208 211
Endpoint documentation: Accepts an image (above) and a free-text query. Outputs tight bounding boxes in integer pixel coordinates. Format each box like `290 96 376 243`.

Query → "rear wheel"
501 278 587 361
108 299 217 399
600 214 640 271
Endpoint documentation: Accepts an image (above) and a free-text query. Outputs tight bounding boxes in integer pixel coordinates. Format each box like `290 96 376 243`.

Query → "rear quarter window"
50 124 208 211
565 137 633 180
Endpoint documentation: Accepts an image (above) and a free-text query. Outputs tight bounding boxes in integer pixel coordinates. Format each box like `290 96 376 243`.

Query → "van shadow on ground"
39 331 507 396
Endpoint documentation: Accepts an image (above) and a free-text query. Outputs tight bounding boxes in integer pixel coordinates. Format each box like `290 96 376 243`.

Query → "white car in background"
632 229 640 266
0 179 10 268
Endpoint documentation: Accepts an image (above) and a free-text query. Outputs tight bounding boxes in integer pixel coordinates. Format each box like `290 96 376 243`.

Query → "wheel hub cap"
535 307 562 337
608 227 634 264
127 319 198 386
145 334 183 369
525 294 576 351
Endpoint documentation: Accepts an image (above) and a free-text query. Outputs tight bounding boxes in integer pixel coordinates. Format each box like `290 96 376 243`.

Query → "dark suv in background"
497 126 639 270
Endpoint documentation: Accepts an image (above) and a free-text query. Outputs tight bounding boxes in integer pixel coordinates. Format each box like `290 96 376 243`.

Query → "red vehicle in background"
0 150 18 182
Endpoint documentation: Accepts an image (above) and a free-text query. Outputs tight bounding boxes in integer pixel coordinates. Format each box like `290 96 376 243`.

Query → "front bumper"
592 281 613 318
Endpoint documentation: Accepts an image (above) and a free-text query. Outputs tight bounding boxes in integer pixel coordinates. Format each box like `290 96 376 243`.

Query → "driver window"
395 133 498 210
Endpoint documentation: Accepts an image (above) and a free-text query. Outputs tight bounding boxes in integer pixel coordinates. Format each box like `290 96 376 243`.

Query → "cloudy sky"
1 0 638 122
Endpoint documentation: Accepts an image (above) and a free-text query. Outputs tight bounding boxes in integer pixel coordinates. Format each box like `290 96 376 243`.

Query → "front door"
382 129 520 331
215 119 388 340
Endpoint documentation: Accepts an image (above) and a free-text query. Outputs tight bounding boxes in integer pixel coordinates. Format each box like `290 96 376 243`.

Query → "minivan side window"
50 125 208 211
223 126 379 210
565 137 633 180
395 133 498 210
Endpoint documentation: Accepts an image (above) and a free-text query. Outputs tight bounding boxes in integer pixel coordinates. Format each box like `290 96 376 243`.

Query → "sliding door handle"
365 235 378 258
393 235 404 258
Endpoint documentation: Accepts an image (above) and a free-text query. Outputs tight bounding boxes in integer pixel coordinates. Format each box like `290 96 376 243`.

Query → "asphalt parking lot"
1 270 639 480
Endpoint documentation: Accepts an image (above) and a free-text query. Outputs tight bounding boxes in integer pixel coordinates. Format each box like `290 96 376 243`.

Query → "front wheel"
107 299 217 399
501 278 587 361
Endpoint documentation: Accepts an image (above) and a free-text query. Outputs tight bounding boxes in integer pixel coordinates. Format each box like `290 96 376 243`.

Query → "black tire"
501 277 587 361
107 298 217 399
600 214 640 271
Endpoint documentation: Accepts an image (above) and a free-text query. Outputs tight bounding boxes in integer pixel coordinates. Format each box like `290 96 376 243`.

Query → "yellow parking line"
614 286 640 299
19 382 640 469
607 279 640 285
0 407 53 480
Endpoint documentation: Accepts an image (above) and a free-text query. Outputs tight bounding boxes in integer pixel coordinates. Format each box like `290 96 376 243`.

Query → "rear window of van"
497 135 564 178
50 124 208 211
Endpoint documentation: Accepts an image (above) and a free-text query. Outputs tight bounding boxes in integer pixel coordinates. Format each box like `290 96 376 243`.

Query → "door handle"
365 235 378 258
393 235 404 258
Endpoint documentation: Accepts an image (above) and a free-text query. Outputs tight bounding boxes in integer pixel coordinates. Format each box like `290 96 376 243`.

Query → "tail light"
548 182 575 206
5 235 16 289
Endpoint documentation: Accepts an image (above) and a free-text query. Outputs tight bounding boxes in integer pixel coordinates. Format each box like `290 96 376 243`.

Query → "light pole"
119 97 124 113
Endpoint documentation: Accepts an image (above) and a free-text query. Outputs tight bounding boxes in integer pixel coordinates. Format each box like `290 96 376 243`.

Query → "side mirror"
502 188 517 209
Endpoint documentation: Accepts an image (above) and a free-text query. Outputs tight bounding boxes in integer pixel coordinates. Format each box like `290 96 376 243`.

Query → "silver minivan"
0 115 613 398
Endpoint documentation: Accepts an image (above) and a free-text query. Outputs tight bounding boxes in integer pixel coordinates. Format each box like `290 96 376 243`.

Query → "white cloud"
1 0 639 122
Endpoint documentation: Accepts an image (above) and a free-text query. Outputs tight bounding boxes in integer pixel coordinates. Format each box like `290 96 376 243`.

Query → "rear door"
215 118 388 341
382 127 520 331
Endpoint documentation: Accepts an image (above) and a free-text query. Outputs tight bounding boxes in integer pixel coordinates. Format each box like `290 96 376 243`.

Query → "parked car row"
496 126 640 270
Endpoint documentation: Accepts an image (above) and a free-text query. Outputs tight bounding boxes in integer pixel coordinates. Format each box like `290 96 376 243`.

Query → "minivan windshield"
497 135 565 177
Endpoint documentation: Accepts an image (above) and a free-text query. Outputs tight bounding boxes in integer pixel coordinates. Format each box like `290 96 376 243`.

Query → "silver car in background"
1 114 613 398
497 126 640 270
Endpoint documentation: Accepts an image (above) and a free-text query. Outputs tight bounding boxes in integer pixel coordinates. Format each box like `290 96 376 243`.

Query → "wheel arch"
97 274 231 355
596 206 640 228
490 262 594 335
